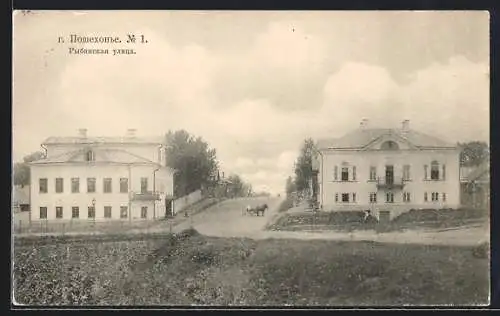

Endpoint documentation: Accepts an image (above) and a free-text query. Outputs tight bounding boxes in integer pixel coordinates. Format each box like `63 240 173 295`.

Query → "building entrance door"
165 198 173 218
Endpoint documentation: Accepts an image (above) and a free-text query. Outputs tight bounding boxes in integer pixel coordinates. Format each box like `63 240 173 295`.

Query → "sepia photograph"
12 10 490 306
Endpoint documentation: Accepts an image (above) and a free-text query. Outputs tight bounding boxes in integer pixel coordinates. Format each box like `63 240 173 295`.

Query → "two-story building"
313 120 461 221
29 129 175 221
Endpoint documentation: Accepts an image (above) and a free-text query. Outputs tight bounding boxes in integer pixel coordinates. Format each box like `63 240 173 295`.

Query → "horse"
254 204 268 216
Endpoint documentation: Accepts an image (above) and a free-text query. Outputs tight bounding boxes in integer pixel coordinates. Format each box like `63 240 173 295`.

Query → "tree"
226 174 252 198
294 138 316 194
13 151 45 186
459 141 489 167
165 130 219 197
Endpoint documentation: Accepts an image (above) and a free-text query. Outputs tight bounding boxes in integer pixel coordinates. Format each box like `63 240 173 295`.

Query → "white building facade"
29 129 175 221
314 120 461 221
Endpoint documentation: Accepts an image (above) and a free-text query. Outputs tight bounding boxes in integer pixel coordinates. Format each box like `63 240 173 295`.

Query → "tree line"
13 130 253 199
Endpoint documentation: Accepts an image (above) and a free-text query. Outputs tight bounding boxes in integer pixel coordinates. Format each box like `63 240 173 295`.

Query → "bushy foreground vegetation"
13 229 489 306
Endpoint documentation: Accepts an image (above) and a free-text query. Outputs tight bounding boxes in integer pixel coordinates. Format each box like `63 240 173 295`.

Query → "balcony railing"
376 176 405 189
130 191 161 201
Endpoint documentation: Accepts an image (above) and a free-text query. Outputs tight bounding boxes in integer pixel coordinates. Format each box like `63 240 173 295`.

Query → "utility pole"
91 198 96 234
153 166 160 219
128 164 132 224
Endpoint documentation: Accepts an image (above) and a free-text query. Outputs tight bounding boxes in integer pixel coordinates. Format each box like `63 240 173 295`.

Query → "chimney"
402 120 410 132
160 147 167 167
126 128 137 137
359 118 369 130
78 128 87 138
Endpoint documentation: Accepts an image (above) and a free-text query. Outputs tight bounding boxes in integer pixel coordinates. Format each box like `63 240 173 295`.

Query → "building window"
334 166 338 181
87 178 96 193
386 192 394 203
352 193 356 203
424 192 428 202
39 207 47 219
55 178 64 193
56 207 63 219
369 166 376 181
103 178 112 193
120 178 128 193
72 207 79 219
431 161 440 180
403 192 411 203
335 193 339 203
442 164 446 181
341 193 349 203
86 150 95 162
141 206 148 219
104 206 112 219
431 192 439 202
39 178 48 193
424 165 428 180
442 193 447 202
141 177 148 193
71 178 80 193
381 141 399 150
369 192 377 203
341 168 349 181
88 206 95 219
352 166 357 181
120 206 128 219
403 165 411 181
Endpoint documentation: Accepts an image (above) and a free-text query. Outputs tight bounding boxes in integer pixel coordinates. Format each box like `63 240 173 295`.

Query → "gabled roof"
13 185 29 205
42 136 164 145
317 128 456 150
30 148 158 165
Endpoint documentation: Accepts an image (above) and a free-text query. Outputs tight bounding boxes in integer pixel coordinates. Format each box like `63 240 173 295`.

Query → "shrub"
392 207 488 225
176 228 200 240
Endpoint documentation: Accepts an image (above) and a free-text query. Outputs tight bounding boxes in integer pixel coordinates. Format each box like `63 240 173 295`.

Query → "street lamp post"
91 198 96 232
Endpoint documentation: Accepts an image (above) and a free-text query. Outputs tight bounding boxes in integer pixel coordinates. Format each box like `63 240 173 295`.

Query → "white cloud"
251 21 327 71
13 13 489 195
316 57 489 142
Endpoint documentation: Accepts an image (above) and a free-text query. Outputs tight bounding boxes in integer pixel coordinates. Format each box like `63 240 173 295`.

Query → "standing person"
364 210 371 222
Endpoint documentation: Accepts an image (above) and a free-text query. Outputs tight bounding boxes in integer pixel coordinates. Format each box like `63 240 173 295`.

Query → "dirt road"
171 197 489 246
172 196 283 237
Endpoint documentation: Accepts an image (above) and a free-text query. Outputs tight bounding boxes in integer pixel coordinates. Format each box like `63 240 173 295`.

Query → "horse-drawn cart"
244 204 268 216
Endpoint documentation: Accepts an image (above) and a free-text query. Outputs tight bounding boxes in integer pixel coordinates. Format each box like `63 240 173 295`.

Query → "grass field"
13 229 489 306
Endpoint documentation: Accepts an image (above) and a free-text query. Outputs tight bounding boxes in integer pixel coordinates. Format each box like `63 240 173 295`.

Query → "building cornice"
318 146 458 153
29 161 162 167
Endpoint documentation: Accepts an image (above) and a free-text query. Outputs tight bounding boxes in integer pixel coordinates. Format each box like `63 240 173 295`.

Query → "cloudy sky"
13 11 489 194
